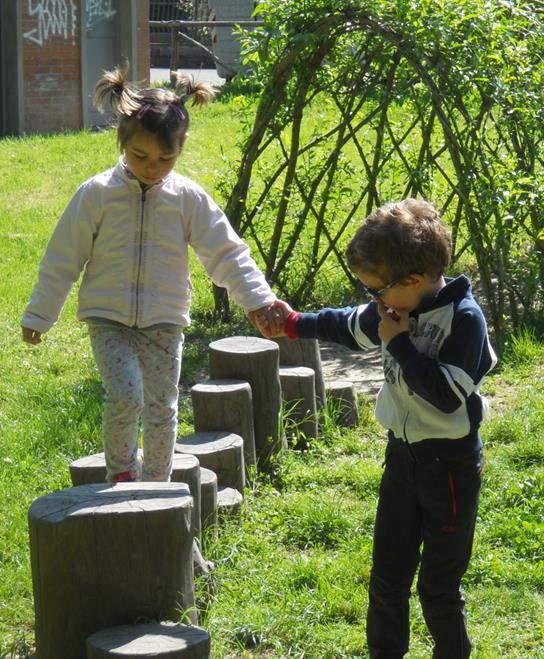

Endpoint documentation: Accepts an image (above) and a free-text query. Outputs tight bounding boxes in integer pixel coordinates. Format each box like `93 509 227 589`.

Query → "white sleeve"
185 185 275 311
21 182 98 333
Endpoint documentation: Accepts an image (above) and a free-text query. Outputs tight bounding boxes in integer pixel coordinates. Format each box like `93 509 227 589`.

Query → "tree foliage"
221 0 544 340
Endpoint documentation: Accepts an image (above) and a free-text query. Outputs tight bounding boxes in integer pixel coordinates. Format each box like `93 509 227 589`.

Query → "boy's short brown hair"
346 199 451 281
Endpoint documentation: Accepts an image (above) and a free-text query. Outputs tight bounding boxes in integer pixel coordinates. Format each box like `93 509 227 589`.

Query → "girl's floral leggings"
87 320 184 482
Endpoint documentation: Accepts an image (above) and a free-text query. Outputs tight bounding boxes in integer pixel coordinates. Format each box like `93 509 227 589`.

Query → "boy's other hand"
22 326 42 345
376 299 409 345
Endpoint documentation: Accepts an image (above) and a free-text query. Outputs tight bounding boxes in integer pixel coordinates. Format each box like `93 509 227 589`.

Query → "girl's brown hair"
94 65 215 152
346 199 452 281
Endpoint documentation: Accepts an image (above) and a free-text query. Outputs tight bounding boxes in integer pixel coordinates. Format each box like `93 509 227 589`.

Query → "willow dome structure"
217 0 544 340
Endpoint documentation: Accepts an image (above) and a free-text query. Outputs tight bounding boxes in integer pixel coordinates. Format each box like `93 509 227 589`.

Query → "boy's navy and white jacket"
292 276 497 452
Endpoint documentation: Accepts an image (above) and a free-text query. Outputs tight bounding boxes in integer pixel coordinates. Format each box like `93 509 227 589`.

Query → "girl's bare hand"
249 300 293 338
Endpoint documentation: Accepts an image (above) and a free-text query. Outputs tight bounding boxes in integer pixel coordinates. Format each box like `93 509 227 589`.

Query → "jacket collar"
414 275 471 315
113 156 174 192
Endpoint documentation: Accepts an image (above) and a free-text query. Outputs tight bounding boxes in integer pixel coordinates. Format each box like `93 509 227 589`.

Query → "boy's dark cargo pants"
367 436 483 659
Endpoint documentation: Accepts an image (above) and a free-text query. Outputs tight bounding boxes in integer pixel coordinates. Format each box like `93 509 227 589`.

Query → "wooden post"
175 431 245 493
279 366 317 448
191 379 256 470
170 26 180 71
200 467 218 534
170 453 202 541
29 483 194 659
274 337 326 408
209 336 285 472
86 622 210 658
217 486 243 517
326 380 359 427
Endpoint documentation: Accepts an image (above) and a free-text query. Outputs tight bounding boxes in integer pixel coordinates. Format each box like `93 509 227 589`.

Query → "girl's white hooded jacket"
22 158 275 333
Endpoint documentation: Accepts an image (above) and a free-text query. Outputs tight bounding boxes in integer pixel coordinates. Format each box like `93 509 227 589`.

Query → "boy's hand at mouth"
376 299 410 345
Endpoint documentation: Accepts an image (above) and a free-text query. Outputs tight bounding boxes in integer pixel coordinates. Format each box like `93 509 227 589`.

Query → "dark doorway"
0 1 22 137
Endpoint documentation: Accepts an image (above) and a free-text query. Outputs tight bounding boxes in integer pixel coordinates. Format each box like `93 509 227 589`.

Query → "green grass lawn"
1 99 544 657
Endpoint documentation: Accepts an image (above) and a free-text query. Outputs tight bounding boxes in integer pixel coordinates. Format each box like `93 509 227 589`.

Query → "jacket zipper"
133 188 146 327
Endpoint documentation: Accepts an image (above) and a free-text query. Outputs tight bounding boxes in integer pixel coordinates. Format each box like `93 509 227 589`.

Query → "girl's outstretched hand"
249 300 294 338
22 326 43 346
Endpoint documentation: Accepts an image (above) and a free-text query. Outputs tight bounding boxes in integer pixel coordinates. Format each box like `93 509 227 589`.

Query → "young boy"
264 199 497 658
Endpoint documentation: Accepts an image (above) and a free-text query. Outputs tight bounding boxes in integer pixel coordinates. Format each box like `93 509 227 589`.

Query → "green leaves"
226 0 544 338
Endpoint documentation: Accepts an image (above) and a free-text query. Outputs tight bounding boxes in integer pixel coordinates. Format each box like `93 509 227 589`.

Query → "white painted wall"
209 0 258 79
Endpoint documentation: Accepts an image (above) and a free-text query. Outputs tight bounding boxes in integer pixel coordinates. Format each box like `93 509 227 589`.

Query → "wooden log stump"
69 452 109 485
170 454 201 541
326 380 359 427
175 431 244 493
86 622 210 658
279 366 318 448
191 379 256 470
209 336 285 472
274 336 326 408
216 486 243 517
29 483 194 659
69 452 202 540
200 467 218 533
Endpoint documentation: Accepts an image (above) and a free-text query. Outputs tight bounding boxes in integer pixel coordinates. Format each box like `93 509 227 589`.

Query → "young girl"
22 67 277 483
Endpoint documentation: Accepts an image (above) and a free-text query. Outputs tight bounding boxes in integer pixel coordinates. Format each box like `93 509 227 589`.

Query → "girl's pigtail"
94 66 141 116
170 72 216 107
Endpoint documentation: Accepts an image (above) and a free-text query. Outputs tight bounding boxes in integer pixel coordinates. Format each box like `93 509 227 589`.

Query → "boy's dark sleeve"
386 306 496 413
291 303 381 350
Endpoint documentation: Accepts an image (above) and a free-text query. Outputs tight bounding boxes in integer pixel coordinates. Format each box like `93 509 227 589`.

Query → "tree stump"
209 336 285 472
175 431 244 493
69 452 202 540
86 622 210 658
274 336 326 408
216 486 243 517
200 467 218 533
279 366 318 448
170 454 201 541
326 380 359 427
191 379 256 470
29 483 194 659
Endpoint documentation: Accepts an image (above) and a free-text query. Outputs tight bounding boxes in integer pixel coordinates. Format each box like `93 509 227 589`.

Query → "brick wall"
22 0 82 133
21 1 150 134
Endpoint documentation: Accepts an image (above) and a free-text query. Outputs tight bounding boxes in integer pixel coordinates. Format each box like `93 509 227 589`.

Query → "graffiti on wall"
24 0 78 47
85 0 116 31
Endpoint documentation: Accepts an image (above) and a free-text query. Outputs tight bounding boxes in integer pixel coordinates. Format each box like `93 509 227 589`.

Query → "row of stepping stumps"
28 336 359 658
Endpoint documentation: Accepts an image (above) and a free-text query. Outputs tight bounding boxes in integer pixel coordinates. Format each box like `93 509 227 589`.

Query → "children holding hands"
21 61 496 656
263 198 496 659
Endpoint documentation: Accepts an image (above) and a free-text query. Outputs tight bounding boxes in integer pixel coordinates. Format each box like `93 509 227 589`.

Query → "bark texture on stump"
175 431 244 493
86 622 210 658
29 483 194 659
209 336 284 472
326 380 359 427
273 337 326 408
279 366 318 447
191 379 256 470
200 467 218 533
217 486 243 517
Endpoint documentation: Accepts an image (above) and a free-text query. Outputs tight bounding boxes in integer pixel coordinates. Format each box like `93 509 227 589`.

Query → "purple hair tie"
136 103 152 119
170 103 187 121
